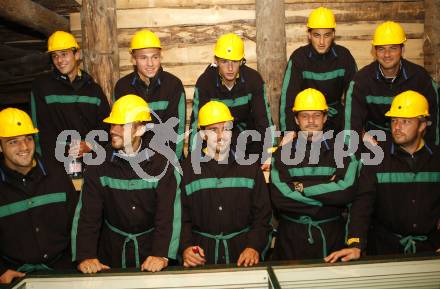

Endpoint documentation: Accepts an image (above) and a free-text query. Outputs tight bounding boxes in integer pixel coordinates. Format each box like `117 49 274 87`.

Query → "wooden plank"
120 62 258 86
74 0 421 9
119 40 257 66
70 2 423 30
70 8 255 30
108 21 422 51
114 24 256 48
284 2 424 23
286 22 424 42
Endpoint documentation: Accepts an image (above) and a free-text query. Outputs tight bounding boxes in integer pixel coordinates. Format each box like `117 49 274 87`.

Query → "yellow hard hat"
47 31 80 53
214 33 244 61
198 101 234 128
129 29 161 52
0 108 39 138
293 88 328 112
104 94 152 124
385 90 429 118
372 21 406 46
307 7 336 29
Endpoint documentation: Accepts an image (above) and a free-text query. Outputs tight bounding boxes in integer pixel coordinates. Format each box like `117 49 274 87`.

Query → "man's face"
391 117 425 146
295 110 327 137
131 48 161 79
110 122 143 151
202 121 233 156
216 58 241 83
0 135 35 174
374 44 402 71
308 28 335 54
51 49 80 76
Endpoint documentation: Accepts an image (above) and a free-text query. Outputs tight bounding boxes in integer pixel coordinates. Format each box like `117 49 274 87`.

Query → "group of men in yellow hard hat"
0 5 440 285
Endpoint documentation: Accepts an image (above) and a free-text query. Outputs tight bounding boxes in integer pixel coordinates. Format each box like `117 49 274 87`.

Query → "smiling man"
181 101 272 267
31 31 110 173
72 94 181 274
114 29 186 159
271 88 361 261
327 91 440 262
0 108 77 284
280 7 357 137
344 21 439 146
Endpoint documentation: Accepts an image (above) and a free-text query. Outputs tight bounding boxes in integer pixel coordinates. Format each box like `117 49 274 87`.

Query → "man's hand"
436 248 440 253
237 247 259 267
0 269 25 284
77 258 110 274
69 141 92 158
362 131 378 145
183 246 206 267
141 256 168 272
280 131 297 146
260 163 270 171
324 248 361 263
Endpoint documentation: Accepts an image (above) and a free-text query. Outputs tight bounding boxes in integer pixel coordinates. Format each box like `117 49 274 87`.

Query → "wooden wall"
70 0 425 119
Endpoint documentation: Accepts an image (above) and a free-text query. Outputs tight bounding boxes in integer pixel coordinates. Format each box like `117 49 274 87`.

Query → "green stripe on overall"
193 227 250 264
17 263 53 273
104 220 154 268
281 214 340 257
395 234 428 254
2 255 53 273
0 193 66 218
327 101 339 118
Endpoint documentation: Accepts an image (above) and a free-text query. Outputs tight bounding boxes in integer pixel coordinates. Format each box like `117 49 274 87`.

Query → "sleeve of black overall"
62 167 79 233
343 79 368 145
30 83 50 157
420 76 439 145
94 86 111 133
346 161 377 250
72 165 104 262
165 79 186 160
188 79 210 153
246 166 273 256
179 165 194 255
113 78 125 101
279 53 304 133
247 73 275 161
152 165 181 260
343 52 358 90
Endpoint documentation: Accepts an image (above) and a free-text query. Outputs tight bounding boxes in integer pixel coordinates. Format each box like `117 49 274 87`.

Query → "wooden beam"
0 52 50 78
81 0 119 102
0 44 36 60
0 0 69 36
70 2 424 31
424 0 440 81
256 0 286 130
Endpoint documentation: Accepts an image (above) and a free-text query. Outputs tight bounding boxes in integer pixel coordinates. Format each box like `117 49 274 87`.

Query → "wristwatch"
293 182 304 193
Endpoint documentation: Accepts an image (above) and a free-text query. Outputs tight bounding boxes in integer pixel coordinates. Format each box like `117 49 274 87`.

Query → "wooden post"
80 0 119 102
424 0 440 81
0 0 69 36
256 0 286 130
